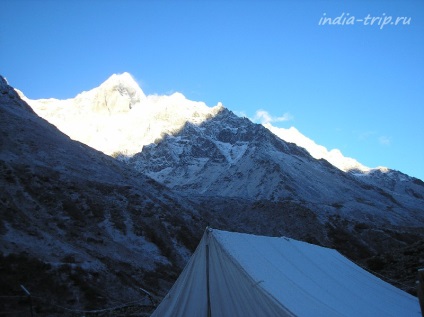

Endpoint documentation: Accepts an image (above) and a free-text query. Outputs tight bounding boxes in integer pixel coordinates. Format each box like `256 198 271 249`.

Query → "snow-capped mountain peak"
73 72 146 114
20 73 224 156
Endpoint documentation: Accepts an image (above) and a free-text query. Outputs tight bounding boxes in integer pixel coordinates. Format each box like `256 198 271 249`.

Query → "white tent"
151 228 420 317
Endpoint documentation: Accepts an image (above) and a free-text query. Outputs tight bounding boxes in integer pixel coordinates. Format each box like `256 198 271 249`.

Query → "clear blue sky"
1 0 423 180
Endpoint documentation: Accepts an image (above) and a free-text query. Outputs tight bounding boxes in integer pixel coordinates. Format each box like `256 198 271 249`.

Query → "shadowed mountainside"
0 76 205 315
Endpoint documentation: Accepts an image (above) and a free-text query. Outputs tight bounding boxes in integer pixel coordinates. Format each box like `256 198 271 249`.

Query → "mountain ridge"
18 72 422 182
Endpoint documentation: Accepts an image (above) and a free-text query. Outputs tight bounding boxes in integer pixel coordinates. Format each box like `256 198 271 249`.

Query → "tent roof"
152 228 420 317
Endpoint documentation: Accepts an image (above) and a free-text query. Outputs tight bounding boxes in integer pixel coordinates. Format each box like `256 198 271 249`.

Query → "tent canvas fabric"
151 228 420 317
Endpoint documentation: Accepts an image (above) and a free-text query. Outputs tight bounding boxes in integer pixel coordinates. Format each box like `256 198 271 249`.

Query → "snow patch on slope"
215 141 249 164
100 218 170 268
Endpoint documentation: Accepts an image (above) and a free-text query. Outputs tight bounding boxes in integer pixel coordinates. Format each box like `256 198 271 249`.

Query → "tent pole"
418 269 424 317
206 228 212 317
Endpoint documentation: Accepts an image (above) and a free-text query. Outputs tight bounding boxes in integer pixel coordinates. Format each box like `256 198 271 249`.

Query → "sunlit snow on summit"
20 73 224 156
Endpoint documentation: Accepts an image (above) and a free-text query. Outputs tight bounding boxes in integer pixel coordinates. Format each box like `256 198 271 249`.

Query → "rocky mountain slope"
130 105 424 272
0 76 206 315
132 107 423 226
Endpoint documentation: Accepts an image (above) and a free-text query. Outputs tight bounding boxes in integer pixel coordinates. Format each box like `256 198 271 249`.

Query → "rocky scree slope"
0 76 205 315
